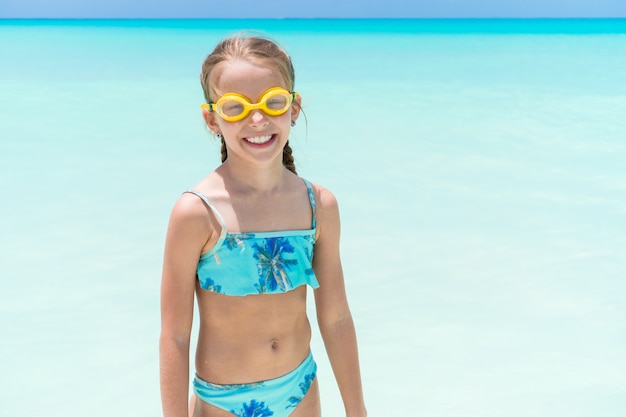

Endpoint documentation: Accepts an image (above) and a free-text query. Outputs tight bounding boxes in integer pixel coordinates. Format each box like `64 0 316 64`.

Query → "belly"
194 286 312 384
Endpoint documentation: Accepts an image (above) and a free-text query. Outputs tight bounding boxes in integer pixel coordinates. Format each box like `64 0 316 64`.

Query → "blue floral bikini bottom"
193 352 317 417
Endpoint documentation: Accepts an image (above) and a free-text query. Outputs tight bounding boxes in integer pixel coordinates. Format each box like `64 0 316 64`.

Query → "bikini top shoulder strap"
183 190 228 253
302 179 317 229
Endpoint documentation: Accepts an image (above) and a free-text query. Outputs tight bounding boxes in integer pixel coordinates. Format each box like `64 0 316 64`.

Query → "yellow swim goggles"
201 87 298 122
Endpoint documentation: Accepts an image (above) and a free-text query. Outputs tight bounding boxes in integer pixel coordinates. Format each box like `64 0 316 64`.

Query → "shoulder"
171 192 212 223
307 181 339 212
164 194 209 248
307 181 340 240
167 186 223 241
171 172 225 222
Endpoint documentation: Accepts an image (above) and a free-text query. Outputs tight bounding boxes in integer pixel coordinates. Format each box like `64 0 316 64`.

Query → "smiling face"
203 59 301 168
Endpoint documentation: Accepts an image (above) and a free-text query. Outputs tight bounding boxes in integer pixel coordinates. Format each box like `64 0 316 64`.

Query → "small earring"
291 120 296 127
216 133 223 140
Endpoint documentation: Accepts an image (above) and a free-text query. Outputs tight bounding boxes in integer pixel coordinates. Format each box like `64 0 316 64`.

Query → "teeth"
245 134 273 144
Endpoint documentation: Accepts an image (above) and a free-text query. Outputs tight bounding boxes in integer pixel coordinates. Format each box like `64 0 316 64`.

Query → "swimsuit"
185 178 320 297
184 178 319 416
193 352 317 417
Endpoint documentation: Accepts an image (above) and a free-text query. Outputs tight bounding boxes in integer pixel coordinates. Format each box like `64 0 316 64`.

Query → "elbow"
317 310 354 333
159 331 190 355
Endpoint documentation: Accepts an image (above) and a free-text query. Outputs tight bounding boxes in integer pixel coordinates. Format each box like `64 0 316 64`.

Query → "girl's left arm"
312 185 367 417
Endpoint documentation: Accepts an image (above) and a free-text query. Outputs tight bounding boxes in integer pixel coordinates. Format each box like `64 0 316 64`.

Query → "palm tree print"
224 233 256 251
252 237 298 293
286 372 316 409
232 399 274 417
303 245 315 277
198 276 223 294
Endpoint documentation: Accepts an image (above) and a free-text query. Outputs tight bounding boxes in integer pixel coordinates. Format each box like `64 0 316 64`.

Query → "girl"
160 34 366 417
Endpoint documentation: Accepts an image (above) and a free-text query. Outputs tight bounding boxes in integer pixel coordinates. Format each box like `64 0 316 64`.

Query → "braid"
220 137 228 163
282 141 297 174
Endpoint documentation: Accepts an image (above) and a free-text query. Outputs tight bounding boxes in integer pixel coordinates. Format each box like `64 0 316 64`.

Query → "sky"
1 0 625 19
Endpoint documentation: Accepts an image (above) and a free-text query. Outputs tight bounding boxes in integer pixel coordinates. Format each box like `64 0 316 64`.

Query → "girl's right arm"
160 194 212 417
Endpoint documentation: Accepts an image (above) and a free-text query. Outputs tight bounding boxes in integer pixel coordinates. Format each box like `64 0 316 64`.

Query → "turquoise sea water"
1 18 626 416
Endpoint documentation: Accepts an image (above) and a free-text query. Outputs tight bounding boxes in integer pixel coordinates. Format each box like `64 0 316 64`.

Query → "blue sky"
1 0 625 18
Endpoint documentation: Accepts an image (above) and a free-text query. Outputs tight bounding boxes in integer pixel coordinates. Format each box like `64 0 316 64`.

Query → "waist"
195 326 312 384
194 351 316 389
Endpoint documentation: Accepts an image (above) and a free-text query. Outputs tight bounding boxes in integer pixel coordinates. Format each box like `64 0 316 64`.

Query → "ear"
291 94 302 123
202 107 220 133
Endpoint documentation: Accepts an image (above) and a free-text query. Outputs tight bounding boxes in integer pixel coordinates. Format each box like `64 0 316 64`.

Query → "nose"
249 110 268 126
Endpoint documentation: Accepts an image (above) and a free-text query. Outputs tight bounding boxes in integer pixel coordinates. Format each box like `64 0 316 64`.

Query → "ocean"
1 18 625 416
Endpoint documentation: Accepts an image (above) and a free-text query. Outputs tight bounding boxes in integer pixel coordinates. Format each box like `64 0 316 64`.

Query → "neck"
219 157 289 193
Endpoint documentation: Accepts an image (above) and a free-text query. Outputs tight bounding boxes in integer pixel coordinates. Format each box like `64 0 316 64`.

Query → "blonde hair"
200 34 298 174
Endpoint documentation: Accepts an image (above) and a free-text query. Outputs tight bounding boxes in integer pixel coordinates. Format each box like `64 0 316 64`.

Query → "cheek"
275 113 293 130
214 116 239 134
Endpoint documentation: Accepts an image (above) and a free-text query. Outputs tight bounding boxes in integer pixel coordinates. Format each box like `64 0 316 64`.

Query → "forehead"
213 59 286 99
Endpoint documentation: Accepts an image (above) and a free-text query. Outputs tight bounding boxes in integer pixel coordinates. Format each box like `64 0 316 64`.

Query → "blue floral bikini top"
185 179 320 297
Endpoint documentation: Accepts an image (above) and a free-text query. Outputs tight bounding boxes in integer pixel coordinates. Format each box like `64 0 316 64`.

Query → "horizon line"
2 16 626 20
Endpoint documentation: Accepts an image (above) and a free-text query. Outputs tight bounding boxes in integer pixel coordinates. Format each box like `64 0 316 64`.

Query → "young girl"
160 34 366 417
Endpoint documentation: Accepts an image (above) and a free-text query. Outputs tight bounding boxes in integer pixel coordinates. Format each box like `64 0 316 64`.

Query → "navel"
270 338 280 350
